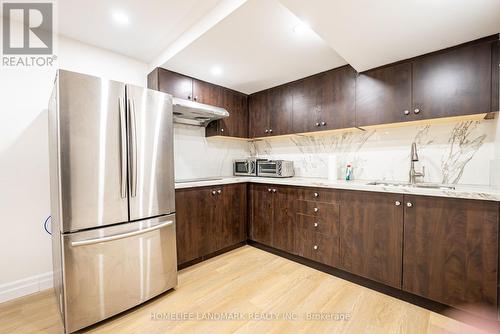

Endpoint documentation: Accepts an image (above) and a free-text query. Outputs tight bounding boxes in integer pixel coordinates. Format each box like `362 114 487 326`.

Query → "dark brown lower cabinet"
175 187 215 264
185 182 500 318
339 191 404 289
403 195 499 316
249 184 274 246
217 184 247 250
249 184 296 252
295 196 340 267
175 184 246 265
272 186 296 253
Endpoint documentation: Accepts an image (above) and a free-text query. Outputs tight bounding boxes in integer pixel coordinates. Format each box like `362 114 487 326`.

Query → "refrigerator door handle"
119 98 127 199
129 98 138 197
70 220 174 247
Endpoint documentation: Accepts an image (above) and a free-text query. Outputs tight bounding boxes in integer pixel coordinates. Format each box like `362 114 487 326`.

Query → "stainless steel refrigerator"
48 70 177 333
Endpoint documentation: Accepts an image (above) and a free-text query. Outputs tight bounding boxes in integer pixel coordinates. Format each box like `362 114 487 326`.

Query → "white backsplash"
173 124 248 180
173 118 498 186
249 119 498 186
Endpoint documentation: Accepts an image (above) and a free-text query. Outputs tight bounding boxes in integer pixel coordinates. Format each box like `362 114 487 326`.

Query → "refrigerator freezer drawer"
62 214 177 333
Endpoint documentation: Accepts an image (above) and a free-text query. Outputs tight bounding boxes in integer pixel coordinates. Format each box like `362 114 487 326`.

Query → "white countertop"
175 176 500 201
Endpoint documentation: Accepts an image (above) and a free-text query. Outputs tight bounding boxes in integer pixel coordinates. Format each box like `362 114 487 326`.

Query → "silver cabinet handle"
212 190 217 195
269 129 273 133
267 188 272 192
395 201 401 206
187 95 191 100
272 189 277 193
265 129 269 133
414 108 420 114
313 245 318 250
128 98 138 198
314 222 319 228
217 189 222 194
404 110 410 115
313 192 319 198
71 220 174 247
220 128 224 133
406 202 413 207
315 122 320 127
118 98 127 199
321 121 326 126
314 207 319 212
194 96 198 101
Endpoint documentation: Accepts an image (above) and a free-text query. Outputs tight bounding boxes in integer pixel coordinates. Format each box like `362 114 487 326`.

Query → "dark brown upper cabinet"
153 68 193 100
412 41 493 119
321 66 356 130
248 85 293 137
192 79 222 106
148 68 249 138
493 39 499 112
268 85 293 136
356 35 499 127
403 195 498 317
355 62 412 127
292 66 356 133
291 74 323 134
248 90 269 138
207 89 248 138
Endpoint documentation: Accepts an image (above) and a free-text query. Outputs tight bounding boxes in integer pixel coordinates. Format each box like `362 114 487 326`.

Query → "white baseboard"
0 271 53 303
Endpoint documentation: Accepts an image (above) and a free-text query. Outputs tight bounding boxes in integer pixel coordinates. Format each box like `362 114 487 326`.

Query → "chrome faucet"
409 142 425 184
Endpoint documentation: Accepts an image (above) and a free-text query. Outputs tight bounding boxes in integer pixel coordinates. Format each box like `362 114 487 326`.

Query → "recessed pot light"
211 66 222 76
112 11 130 25
293 22 311 35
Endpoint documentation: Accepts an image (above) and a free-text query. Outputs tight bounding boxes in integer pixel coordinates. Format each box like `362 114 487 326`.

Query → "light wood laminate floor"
0 246 487 334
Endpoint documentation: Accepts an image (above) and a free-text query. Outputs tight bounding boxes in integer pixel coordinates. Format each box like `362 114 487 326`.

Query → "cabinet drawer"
296 188 340 202
296 230 338 267
296 213 338 236
296 200 338 220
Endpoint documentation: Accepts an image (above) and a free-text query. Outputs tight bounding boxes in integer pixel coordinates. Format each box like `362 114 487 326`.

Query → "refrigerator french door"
49 70 177 333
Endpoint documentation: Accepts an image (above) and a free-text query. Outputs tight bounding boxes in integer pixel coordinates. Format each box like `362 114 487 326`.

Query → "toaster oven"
257 160 294 178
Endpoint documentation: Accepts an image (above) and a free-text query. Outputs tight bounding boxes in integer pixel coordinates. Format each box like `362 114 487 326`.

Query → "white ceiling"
162 0 347 94
53 0 500 93
280 0 500 72
56 0 224 62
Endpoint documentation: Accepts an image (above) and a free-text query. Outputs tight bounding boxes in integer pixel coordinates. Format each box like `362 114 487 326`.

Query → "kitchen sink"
366 181 455 190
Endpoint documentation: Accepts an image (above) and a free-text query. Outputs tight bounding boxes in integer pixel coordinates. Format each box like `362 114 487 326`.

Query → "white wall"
251 118 498 186
174 124 248 180
0 33 148 301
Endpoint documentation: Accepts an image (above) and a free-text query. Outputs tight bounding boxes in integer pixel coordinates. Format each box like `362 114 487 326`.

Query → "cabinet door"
219 89 248 138
355 63 412 127
272 186 296 253
321 66 356 130
413 42 493 119
175 187 216 265
192 79 222 106
157 69 193 100
218 184 247 250
296 231 338 267
291 75 323 134
249 184 274 245
403 195 498 316
339 191 404 288
249 90 270 138
269 85 293 136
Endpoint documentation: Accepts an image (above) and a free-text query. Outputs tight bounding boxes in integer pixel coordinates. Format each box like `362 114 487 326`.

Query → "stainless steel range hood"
172 97 229 126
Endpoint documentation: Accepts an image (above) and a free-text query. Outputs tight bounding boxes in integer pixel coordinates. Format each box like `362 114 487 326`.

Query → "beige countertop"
175 176 500 201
